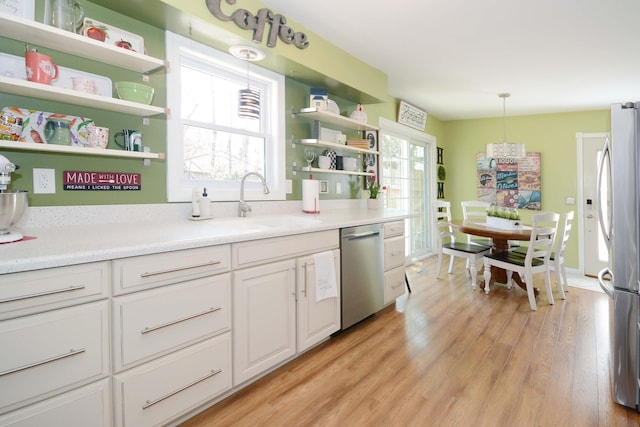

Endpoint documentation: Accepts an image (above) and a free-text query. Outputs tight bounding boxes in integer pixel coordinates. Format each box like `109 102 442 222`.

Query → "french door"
379 118 436 262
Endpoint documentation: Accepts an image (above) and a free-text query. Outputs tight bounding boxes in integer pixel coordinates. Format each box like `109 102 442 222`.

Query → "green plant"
487 206 520 220
368 178 381 199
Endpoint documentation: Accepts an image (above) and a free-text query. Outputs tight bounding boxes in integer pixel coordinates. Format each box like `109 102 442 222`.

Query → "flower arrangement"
368 178 386 199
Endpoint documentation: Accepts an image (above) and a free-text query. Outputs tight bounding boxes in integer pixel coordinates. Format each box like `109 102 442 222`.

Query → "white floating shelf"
293 166 373 177
291 138 379 155
0 140 164 160
292 107 379 131
0 12 166 74
0 76 167 117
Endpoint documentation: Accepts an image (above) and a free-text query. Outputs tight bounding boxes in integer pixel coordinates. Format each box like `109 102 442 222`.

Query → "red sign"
63 171 141 191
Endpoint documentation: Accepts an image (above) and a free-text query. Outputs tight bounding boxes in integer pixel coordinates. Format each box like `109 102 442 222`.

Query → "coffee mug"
114 129 142 151
25 51 59 85
88 126 109 149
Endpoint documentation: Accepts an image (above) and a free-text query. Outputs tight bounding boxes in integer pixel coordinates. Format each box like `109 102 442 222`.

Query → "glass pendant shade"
238 87 260 120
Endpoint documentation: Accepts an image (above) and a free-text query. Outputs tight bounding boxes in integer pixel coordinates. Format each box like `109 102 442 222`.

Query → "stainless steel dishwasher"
340 223 384 329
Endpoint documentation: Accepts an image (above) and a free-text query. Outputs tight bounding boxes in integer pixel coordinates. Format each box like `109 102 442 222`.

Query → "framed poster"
476 152 541 210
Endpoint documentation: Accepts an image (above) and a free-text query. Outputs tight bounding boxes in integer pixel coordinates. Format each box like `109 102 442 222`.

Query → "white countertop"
0 202 410 274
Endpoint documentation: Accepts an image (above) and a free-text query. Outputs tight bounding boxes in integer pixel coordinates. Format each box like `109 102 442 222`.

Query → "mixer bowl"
0 190 28 234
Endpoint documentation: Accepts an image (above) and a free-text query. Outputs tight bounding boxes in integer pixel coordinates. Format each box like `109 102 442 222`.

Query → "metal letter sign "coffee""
205 0 309 49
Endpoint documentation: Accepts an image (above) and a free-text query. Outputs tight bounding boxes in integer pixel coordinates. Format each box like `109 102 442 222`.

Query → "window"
166 32 285 202
379 117 436 261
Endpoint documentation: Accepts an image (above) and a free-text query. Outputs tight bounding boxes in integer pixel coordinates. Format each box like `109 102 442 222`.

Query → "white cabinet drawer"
384 266 406 305
384 235 405 271
112 245 230 295
113 274 231 372
0 301 109 414
113 334 232 427
384 220 404 238
0 379 111 427
0 262 109 321
232 230 338 269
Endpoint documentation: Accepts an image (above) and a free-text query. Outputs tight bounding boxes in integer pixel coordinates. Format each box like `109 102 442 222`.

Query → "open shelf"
0 76 167 117
292 107 379 132
0 140 164 161
0 12 166 74
291 138 379 155
293 166 373 177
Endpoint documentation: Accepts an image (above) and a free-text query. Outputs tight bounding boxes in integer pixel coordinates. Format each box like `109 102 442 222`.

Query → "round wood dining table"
449 219 536 294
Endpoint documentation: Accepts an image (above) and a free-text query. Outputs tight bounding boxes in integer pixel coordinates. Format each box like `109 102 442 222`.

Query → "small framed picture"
363 130 379 190
1 0 35 20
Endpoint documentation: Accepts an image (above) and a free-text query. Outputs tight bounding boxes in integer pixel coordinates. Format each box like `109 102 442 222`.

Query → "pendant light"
229 46 265 120
486 93 526 158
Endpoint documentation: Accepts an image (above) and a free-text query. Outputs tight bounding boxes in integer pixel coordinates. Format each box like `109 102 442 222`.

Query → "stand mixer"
0 154 28 243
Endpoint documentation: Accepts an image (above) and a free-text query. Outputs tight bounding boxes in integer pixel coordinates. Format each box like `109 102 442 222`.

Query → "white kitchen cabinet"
112 273 231 372
112 245 230 295
0 379 111 427
296 249 341 353
0 300 110 415
383 220 406 305
232 259 296 386
113 334 232 427
0 261 109 321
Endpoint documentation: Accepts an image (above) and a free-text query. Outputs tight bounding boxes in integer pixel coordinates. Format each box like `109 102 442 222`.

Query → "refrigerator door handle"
597 267 614 298
596 136 612 250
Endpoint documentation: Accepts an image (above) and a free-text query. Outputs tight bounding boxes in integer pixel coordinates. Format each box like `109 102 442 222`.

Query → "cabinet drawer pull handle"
0 348 86 377
142 369 222 410
0 284 86 304
141 306 221 334
140 260 222 278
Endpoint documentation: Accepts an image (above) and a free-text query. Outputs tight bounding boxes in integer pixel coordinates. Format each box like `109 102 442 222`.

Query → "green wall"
441 109 611 269
1 0 613 272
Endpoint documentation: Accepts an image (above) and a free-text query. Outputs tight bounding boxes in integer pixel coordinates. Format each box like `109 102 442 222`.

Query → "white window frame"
165 32 286 202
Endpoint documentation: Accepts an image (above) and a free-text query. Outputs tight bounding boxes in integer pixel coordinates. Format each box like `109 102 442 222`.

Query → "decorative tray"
1 107 94 146
0 52 113 97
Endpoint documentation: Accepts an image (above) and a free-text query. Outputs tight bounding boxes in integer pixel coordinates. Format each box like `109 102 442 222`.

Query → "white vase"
367 198 380 210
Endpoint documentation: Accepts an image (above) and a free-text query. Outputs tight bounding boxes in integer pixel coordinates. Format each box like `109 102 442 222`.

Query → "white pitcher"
44 0 85 33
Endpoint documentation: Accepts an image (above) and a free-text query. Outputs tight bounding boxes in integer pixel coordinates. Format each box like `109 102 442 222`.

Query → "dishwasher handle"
346 231 381 241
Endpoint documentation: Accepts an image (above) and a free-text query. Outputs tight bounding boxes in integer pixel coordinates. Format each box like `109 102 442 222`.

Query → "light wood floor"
180 256 640 427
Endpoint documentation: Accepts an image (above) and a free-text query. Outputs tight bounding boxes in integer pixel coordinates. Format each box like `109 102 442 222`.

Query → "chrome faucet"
238 172 270 217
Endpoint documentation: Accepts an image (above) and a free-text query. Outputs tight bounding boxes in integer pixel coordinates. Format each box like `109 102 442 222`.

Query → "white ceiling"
261 0 640 120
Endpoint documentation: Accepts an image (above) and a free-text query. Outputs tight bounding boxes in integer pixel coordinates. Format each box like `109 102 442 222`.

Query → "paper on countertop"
313 250 337 302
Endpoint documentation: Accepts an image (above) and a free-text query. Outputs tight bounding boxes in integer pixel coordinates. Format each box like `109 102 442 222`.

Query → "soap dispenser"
200 187 211 218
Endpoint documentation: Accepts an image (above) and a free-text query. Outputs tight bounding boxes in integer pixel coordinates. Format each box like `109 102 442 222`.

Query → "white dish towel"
313 251 337 302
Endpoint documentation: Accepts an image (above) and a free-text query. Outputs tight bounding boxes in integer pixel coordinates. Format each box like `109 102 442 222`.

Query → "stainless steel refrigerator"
597 102 640 411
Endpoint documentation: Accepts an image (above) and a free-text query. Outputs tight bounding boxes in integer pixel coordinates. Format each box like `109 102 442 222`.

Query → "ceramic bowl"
343 157 357 171
115 81 154 104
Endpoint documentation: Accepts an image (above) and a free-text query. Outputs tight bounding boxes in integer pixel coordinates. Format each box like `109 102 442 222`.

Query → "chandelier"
486 93 526 158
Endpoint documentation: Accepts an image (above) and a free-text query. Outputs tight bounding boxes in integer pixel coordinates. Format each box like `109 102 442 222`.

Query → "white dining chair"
434 200 490 289
512 210 574 296
549 211 574 294
461 201 492 268
482 212 559 311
